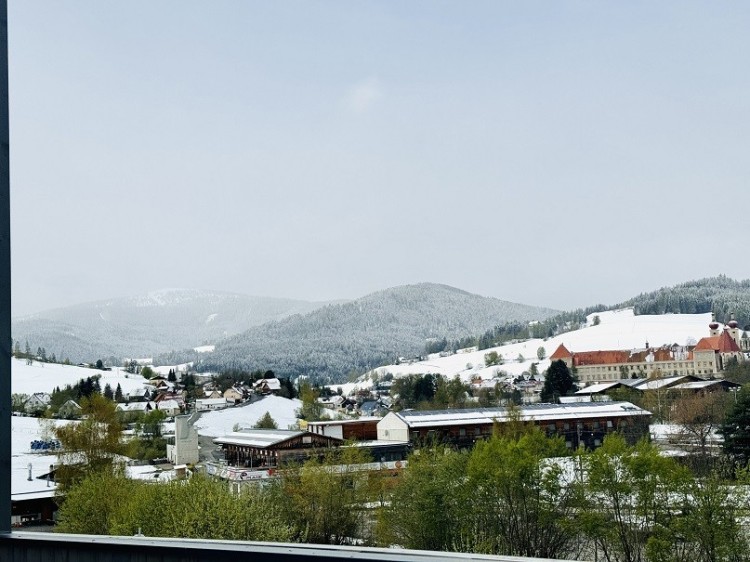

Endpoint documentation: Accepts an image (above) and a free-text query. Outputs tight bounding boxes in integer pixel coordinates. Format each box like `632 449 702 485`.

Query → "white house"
24 393 51 414
116 401 155 414
156 399 181 417
254 378 281 394
195 398 231 412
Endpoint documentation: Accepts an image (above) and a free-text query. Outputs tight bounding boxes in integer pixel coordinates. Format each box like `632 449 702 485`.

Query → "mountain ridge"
192 283 560 382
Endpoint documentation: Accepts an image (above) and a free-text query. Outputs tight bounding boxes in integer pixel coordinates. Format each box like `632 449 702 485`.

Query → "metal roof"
213 429 306 448
671 380 740 390
395 402 650 428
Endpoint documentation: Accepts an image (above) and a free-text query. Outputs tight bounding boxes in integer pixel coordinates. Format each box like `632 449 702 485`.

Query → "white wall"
377 412 409 442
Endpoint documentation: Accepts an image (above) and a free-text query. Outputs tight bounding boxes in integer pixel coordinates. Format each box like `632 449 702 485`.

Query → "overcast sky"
8 1 750 317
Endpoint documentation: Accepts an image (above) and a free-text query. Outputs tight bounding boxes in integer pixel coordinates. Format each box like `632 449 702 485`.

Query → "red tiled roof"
694 331 741 353
573 350 631 366
652 349 674 362
719 330 742 352
550 344 572 360
694 336 720 351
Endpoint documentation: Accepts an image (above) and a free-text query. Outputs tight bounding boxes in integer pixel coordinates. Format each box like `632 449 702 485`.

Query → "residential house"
156 399 181 417
254 378 281 395
318 395 345 410
155 392 185 411
223 387 244 404
24 393 51 414
195 398 230 411
56 400 82 419
116 401 154 415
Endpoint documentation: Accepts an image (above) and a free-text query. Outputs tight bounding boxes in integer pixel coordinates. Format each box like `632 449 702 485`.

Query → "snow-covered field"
371 309 714 384
193 395 303 437
11 416 74 497
12 358 149 398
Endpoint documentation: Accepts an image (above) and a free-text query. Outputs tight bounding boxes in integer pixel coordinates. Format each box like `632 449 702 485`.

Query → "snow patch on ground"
11 416 75 496
193 395 303 437
194 345 215 353
151 363 192 375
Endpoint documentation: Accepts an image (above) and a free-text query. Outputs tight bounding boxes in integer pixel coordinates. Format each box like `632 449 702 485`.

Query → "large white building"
376 401 651 449
552 315 747 385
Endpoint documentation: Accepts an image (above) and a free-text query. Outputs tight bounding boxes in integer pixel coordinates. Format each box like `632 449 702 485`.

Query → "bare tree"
672 391 731 462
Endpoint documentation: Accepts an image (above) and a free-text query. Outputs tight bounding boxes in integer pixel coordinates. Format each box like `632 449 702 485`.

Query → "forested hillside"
615 276 750 326
12 289 336 364
431 276 750 355
192 283 559 382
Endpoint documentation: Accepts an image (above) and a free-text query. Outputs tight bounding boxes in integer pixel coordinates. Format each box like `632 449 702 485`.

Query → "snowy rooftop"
671 380 739 390
394 401 650 428
575 381 623 394
213 429 307 448
636 375 691 390
576 379 645 394
116 401 154 412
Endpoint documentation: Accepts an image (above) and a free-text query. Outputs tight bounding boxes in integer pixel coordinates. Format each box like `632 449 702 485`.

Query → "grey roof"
393 402 650 429
213 429 305 448
671 380 741 390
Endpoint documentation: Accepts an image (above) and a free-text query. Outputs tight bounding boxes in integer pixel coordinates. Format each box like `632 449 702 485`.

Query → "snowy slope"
193 395 303 437
371 309 714 383
11 416 75 497
12 358 148 398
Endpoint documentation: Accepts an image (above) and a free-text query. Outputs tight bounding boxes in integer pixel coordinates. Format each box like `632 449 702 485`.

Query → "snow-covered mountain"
12 289 338 364
198 283 559 382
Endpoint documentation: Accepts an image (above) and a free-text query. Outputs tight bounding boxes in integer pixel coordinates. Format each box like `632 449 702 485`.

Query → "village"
8 309 747 533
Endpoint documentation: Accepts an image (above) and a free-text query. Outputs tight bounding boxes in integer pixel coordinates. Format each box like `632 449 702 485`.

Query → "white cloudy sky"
8 1 750 316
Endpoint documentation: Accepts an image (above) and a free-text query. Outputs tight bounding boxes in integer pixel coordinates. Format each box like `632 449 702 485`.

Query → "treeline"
425 305 607 355
388 373 523 410
56 428 749 561
616 275 750 326
425 276 750 357
11 336 114 370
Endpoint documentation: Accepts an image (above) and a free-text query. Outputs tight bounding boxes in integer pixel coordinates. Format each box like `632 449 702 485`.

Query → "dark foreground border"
0 532 575 562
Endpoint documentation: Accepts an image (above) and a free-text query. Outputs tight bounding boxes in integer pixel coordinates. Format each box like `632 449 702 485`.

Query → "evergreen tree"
114 383 123 403
540 360 576 403
103 383 114 401
253 411 278 429
719 384 750 465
